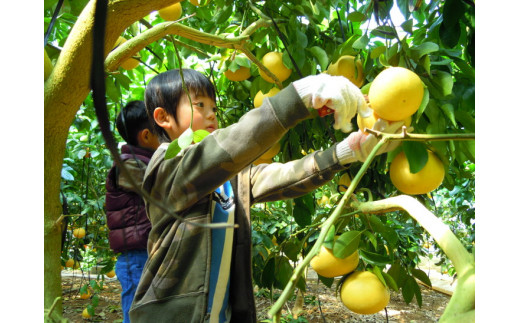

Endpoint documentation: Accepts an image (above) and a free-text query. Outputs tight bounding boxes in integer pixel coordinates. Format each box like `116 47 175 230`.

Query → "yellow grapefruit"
389 150 445 195
82 308 91 319
310 246 359 278
340 271 390 314
338 173 352 192
80 289 91 300
224 65 251 82
112 36 140 70
254 87 280 108
327 55 364 88
260 142 280 159
73 228 86 239
253 157 273 165
368 67 424 121
65 258 75 268
258 52 292 84
357 109 412 134
158 2 183 21
106 270 116 278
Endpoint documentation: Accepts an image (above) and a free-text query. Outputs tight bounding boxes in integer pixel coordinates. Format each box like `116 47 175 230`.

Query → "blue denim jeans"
115 250 148 323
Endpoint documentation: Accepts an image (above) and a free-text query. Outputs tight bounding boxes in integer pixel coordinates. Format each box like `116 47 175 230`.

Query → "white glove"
293 74 369 133
335 119 405 164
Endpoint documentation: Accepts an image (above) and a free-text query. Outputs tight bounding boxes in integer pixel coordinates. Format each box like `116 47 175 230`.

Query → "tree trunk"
43 0 180 318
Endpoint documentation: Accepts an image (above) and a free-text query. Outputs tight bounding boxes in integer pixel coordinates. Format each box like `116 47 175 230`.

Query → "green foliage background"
45 0 475 317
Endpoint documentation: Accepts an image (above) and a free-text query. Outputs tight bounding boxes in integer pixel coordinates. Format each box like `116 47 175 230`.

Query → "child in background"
105 100 160 323
129 69 402 322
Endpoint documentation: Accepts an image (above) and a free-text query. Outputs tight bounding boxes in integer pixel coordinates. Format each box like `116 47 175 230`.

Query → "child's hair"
144 69 216 141
116 100 152 146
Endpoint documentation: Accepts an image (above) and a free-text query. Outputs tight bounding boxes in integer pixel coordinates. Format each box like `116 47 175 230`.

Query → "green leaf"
112 73 132 91
307 46 329 71
454 111 475 132
432 70 454 97
370 266 386 288
368 215 387 233
284 238 301 262
293 195 313 227
275 256 294 290
370 45 387 59
105 77 121 103
193 129 210 143
402 141 428 174
323 224 336 250
352 34 369 50
409 42 439 60
403 276 422 306
347 11 366 22
411 268 432 287
261 257 276 288
178 128 194 149
164 140 181 160
402 275 416 304
382 272 399 291
333 231 362 258
370 26 396 39
440 103 457 127
362 231 378 249
380 230 399 246
317 274 334 288
61 168 74 181
387 262 407 288
359 249 393 266
401 19 414 34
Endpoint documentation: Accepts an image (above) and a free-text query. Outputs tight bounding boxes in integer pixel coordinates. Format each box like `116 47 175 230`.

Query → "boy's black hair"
116 100 152 146
144 69 216 142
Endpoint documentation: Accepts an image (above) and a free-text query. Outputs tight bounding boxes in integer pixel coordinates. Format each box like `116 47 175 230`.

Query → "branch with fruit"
268 130 475 322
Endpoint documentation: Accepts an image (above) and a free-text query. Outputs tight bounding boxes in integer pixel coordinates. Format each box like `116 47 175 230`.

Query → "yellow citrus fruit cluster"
326 55 364 88
310 246 359 278
340 271 390 314
258 52 292 84
389 150 445 195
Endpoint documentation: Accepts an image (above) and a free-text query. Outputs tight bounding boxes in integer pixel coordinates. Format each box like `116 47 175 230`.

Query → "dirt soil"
62 272 451 322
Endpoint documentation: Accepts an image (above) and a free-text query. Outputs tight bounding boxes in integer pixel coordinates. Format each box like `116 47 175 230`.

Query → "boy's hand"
293 74 368 133
336 119 405 164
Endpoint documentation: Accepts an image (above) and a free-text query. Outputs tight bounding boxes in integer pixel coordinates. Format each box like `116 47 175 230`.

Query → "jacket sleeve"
249 144 346 203
143 84 313 213
117 159 148 193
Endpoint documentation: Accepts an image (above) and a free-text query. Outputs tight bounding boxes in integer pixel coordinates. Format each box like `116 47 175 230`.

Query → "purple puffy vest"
105 146 153 253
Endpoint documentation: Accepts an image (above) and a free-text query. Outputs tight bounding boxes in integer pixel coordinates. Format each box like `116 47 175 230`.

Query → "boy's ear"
153 107 171 128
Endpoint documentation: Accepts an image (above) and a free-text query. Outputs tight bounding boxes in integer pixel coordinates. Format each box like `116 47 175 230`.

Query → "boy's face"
166 91 218 140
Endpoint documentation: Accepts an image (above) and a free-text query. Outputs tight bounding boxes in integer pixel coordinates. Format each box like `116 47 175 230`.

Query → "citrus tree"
45 0 475 321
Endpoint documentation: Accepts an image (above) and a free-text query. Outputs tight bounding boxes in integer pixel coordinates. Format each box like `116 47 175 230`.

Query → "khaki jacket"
129 85 346 322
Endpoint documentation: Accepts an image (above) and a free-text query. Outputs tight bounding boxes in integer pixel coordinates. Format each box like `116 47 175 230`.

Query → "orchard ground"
61 256 453 322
